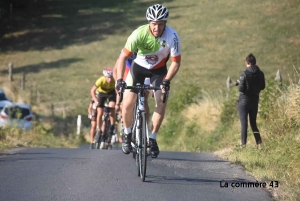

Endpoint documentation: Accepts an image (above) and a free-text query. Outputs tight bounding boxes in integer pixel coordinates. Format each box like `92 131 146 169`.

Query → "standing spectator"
236 53 265 148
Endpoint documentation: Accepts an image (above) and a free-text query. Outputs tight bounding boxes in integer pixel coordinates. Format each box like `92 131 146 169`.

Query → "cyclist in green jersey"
116 4 181 157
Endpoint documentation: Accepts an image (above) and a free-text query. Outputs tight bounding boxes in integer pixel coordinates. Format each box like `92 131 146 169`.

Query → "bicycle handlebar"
118 85 168 104
125 85 161 90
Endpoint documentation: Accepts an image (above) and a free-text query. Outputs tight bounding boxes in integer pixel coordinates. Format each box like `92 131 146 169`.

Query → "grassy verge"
0 122 84 152
170 75 300 201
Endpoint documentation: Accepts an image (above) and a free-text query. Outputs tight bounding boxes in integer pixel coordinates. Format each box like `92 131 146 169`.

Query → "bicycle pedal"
131 148 137 154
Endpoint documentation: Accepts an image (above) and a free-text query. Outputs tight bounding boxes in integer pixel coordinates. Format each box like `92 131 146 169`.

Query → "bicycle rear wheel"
95 130 101 149
105 118 112 150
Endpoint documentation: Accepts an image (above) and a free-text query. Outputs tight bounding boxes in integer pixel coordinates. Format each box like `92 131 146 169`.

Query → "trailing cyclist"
90 68 116 148
116 4 181 157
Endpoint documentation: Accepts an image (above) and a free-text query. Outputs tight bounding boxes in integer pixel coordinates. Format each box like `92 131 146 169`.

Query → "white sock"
149 132 157 139
124 127 132 135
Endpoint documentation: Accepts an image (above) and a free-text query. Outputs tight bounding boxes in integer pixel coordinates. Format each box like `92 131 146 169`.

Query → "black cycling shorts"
97 90 116 108
125 61 167 93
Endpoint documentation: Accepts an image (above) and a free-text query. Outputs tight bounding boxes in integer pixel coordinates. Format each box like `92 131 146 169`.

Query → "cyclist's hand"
93 99 99 107
88 114 92 119
115 104 120 112
161 79 170 94
115 79 127 92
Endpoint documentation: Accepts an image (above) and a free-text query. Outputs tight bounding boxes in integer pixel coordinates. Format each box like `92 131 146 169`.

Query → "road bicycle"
120 83 168 181
95 104 113 149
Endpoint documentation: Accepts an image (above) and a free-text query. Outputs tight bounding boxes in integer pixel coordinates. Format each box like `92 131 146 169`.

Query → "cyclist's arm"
113 59 118 81
90 85 98 104
116 51 129 80
164 60 181 81
88 102 92 117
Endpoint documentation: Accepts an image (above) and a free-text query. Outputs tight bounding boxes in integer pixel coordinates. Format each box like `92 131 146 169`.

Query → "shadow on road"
145 175 251 185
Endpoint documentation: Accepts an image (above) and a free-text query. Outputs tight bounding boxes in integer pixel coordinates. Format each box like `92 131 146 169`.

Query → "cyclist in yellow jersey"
116 4 181 157
90 68 116 145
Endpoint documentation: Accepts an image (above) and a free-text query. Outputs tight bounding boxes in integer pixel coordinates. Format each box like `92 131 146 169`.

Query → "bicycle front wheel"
132 101 138 159
139 112 147 182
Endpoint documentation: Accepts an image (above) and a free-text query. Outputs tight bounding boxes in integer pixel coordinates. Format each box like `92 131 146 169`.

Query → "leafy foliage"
220 88 239 125
258 78 285 120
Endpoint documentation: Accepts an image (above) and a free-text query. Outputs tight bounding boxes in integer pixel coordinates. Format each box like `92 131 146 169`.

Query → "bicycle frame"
131 88 149 151
95 105 112 149
120 83 166 181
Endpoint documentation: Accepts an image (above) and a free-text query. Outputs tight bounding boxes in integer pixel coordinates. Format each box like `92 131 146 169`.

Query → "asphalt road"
0 147 274 201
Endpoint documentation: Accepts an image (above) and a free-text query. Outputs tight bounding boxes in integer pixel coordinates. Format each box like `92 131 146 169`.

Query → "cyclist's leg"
150 67 168 134
108 91 117 134
152 90 167 132
97 93 107 131
123 63 148 131
148 67 168 156
122 92 137 132
121 63 146 154
121 91 137 153
89 119 97 149
90 108 97 143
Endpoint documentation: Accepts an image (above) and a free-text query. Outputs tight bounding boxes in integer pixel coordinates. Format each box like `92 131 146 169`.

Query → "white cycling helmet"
146 4 169 21
103 67 113 78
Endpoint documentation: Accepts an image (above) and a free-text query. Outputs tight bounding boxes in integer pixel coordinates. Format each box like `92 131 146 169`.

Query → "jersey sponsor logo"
161 40 166 48
141 43 152 50
173 33 179 53
145 55 158 65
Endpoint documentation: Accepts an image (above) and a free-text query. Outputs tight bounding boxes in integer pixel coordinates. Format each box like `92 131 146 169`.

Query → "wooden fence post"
8 62 13 81
226 76 232 90
21 72 26 90
77 115 82 135
37 90 40 103
275 69 282 82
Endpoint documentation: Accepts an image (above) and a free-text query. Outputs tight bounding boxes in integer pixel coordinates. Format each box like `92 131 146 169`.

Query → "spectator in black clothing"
236 53 265 148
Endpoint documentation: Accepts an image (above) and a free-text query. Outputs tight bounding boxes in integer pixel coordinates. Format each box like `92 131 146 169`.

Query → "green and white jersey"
122 24 181 70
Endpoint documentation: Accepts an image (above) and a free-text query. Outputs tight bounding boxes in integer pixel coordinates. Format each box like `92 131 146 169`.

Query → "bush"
0 128 6 140
220 88 239 125
259 78 284 120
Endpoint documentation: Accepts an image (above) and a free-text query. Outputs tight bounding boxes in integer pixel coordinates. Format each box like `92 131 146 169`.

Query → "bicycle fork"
131 91 149 154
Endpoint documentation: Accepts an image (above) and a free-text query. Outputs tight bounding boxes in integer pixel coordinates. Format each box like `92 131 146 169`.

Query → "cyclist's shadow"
144 175 249 185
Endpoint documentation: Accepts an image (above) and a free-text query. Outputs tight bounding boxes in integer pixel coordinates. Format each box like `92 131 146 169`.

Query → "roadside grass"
0 123 83 152
214 79 300 201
